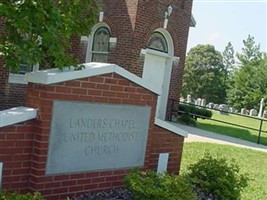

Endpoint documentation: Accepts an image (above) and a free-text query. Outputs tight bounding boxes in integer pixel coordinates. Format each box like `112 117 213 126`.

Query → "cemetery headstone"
201 99 206 107
258 98 265 118
213 104 219 110
219 104 229 115
249 109 258 116
208 102 214 109
186 94 191 104
241 108 247 115
196 98 201 106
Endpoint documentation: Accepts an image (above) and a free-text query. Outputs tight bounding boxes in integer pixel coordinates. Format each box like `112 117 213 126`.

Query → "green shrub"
186 152 249 200
179 113 197 126
0 191 43 200
178 104 212 118
124 169 197 200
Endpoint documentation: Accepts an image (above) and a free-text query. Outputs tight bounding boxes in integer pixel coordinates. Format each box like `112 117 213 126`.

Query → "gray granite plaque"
46 101 151 175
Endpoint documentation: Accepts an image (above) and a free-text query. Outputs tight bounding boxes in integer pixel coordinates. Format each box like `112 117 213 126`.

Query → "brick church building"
0 0 195 117
0 0 195 198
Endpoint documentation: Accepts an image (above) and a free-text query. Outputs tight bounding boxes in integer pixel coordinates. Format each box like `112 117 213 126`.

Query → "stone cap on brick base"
25 62 160 95
155 118 188 137
0 107 37 128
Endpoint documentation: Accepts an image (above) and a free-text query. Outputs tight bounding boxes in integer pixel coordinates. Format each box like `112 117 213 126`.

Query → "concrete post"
258 98 264 118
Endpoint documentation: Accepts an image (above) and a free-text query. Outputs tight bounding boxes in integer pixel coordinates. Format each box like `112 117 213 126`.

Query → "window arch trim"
85 23 111 63
147 31 168 53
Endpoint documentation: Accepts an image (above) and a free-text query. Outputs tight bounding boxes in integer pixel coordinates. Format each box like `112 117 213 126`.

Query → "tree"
0 0 98 72
227 35 265 110
236 35 263 67
222 42 236 78
181 44 226 103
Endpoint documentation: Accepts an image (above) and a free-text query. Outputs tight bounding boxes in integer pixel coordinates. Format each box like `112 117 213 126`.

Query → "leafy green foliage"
179 104 212 118
124 169 197 200
227 35 266 110
179 113 197 126
186 152 249 200
181 143 267 200
182 44 226 103
0 191 43 200
176 104 212 126
222 42 236 78
236 35 263 67
0 0 98 72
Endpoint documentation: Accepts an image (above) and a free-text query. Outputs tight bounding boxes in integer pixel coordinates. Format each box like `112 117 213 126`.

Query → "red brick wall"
0 0 192 111
96 0 193 100
0 73 184 199
0 122 35 193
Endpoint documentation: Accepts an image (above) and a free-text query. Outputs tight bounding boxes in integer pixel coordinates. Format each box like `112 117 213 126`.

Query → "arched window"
91 27 110 62
147 32 168 53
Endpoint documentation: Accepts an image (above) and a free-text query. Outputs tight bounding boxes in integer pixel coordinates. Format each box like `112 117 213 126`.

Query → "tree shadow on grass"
197 122 267 146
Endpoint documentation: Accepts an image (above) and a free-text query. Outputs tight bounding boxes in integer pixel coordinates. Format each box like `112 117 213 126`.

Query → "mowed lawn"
197 111 267 145
180 142 267 200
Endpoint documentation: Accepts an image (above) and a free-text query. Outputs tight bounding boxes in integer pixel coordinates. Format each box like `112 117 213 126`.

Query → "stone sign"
46 101 151 175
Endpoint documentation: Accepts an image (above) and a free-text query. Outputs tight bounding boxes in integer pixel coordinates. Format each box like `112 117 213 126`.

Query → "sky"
187 0 267 54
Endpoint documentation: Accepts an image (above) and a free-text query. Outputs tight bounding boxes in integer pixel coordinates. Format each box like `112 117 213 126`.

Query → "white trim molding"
154 118 188 137
8 73 28 84
0 107 38 128
8 64 39 84
190 14 196 27
0 162 2 189
25 62 160 95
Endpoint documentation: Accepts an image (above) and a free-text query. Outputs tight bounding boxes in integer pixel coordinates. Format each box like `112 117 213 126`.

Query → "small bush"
186 152 249 200
124 169 197 200
179 104 212 118
0 191 43 200
179 113 197 126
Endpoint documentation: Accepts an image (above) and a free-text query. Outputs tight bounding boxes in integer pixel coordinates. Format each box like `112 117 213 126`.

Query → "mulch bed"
71 188 134 200
72 187 218 200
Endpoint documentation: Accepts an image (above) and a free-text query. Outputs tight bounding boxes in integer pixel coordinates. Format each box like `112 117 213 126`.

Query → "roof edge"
25 62 160 94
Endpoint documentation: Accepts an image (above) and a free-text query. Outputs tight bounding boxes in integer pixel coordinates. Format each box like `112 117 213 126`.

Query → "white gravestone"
46 101 151 175
201 99 206 107
258 98 264 118
249 109 258 116
219 104 228 115
186 94 191 104
207 103 214 109
196 98 201 106
213 104 219 110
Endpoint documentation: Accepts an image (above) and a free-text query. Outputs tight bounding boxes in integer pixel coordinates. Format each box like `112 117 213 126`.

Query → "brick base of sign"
0 73 184 200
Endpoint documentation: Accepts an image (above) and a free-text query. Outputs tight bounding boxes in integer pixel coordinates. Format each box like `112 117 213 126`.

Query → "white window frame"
8 64 39 84
85 23 111 63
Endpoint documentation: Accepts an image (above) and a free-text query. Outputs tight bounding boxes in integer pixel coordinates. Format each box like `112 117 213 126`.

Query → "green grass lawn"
197 111 267 145
180 142 267 200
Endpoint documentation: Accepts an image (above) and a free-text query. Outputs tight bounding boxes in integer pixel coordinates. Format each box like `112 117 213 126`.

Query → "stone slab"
46 101 151 175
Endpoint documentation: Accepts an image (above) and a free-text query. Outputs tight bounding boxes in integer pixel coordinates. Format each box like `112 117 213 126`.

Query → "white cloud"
208 33 221 42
